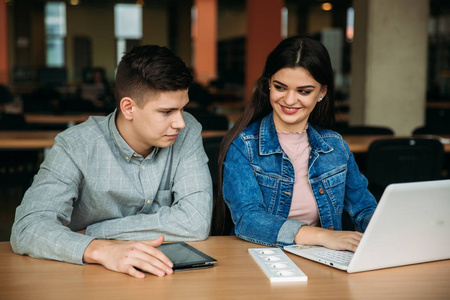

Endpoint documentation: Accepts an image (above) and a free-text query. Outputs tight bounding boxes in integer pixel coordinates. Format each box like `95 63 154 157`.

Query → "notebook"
283 179 450 273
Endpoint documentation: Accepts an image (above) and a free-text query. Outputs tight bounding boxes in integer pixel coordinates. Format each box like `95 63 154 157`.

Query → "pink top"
277 129 320 226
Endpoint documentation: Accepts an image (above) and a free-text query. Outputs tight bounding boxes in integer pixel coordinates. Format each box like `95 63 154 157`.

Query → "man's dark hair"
114 45 193 108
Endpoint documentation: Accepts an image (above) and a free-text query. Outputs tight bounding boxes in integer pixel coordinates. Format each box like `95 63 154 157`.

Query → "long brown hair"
212 36 336 235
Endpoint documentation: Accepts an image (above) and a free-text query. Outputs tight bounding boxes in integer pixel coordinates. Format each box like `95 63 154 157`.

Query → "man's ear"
120 97 134 120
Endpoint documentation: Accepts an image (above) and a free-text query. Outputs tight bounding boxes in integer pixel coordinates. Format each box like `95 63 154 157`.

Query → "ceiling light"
322 3 332 11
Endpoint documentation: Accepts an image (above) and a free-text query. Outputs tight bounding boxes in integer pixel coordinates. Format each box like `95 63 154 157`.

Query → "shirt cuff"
73 235 97 265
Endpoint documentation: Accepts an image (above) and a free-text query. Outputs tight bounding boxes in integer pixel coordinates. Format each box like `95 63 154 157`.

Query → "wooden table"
0 130 228 150
0 130 60 149
427 101 450 109
343 134 450 153
24 113 105 127
202 130 227 139
0 236 449 299
1 131 449 153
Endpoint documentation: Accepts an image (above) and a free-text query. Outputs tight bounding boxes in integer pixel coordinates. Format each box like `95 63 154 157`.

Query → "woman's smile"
280 105 302 115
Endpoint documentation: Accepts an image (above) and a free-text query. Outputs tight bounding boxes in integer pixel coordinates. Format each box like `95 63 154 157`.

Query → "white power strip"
248 248 308 282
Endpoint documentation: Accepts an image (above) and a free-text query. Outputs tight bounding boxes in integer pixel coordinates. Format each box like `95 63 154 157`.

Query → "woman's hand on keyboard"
319 230 364 252
295 226 363 252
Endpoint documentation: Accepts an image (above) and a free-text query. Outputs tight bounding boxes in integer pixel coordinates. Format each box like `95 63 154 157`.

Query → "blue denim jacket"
222 112 377 247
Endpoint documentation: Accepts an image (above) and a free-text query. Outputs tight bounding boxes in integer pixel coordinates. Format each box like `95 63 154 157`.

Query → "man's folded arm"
85 132 213 241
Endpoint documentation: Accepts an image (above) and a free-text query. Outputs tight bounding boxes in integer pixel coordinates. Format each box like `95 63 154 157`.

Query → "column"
0 0 9 85
192 0 217 85
245 0 284 102
349 0 430 135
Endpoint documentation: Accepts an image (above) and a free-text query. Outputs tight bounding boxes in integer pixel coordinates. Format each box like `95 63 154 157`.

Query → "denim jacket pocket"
253 170 280 213
322 169 347 213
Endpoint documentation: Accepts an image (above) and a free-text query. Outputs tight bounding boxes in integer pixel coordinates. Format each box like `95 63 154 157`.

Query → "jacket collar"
259 112 333 155
307 124 334 154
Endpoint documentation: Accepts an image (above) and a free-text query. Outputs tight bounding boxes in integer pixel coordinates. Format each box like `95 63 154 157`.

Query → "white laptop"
283 179 450 273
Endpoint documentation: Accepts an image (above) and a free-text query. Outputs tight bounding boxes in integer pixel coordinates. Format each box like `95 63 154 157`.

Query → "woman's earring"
319 97 323 101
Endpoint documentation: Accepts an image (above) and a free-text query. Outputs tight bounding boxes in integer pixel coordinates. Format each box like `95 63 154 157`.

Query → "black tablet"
157 242 217 271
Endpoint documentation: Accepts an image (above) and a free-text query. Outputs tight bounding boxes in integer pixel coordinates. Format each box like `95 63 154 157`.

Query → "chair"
424 108 450 130
202 136 224 197
0 150 40 241
0 85 28 130
186 108 229 130
203 135 235 236
338 125 394 177
412 125 450 135
365 138 444 201
0 150 41 194
0 148 41 239
0 113 28 130
412 125 450 180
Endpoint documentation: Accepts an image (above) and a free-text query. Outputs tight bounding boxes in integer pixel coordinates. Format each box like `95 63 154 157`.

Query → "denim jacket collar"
306 123 334 154
259 112 333 156
259 113 284 155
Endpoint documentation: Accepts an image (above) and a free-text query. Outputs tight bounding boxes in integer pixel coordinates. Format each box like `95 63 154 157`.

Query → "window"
45 2 66 67
114 4 143 64
346 7 354 42
281 7 288 39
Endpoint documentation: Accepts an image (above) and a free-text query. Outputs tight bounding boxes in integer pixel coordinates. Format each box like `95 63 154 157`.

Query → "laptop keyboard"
315 250 354 264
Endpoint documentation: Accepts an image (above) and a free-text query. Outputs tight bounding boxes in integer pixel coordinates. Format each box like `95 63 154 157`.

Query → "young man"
11 45 213 279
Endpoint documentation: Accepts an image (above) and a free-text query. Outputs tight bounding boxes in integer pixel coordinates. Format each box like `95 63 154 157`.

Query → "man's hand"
83 235 174 278
295 226 363 252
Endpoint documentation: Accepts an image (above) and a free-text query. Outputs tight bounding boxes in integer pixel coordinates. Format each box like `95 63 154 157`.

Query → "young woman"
215 36 377 252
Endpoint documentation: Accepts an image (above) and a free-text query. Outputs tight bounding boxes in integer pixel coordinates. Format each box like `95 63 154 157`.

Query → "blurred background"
1 0 449 131
0 0 449 239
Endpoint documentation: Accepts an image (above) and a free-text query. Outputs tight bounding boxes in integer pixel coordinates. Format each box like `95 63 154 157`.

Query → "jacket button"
319 188 324 195
328 226 334 230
